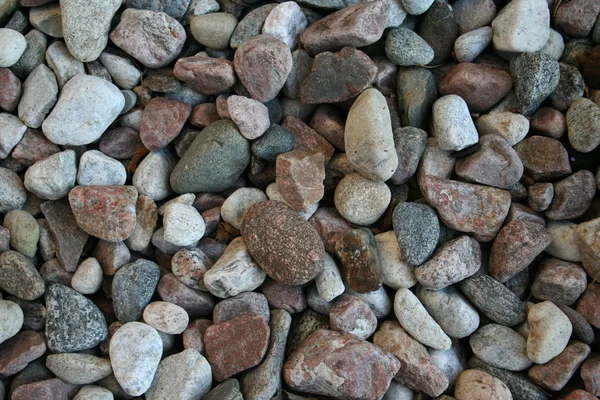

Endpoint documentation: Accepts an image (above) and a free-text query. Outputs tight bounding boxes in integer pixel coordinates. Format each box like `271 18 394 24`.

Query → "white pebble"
527 301 572 364
0 300 23 345
72 258 103 294
24 150 77 200
433 95 479 151
0 28 27 67
454 27 492 63
221 187 267 230
77 150 127 186
163 203 205 247
375 231 417 289
315 252 346 302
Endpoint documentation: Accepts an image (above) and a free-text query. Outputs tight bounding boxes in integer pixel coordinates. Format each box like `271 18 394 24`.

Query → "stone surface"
0 167 26 212
531 258 587 305
335 228 383 293
557 304 595 345
334 172 391 226
204 379 243 400
163 203 205 247
546 170 596 220
45 353 112 385
432 95 478 151
575 218 600 279
0 28 26 68
470 324 532 371
455 369 512 400
529 341 590 391
251 124 296 161
23 150 76 200
99 53 141 90
527 301 572 364
329 294 377 339
511 52 560 115
550 62 585 112
385 27 433 66
171 248 212 291
581 353 600 396
0 330 46 378
554 0 600 37
190 12 237 50
417 0 458 65
491 0 550 53
29 4 63 38
143 301 189 335
112 259 161 323
0 68 21 112
157 273 215 318
515 136 572 181
227 95 270 140
3 210 39 257
392 202 439 266
567 97 600 153
0 251 45 301
396 67 437 130
71 258 103 295
283 116 335 162
174 55 236 95
577 284 600 329
262 1 307 49
133 149 177 202
0 300 23 345
454 26 493 62
77 150 126 187
531 107 566 139
140 97 191 151
18 64 58 129
476 112 530 146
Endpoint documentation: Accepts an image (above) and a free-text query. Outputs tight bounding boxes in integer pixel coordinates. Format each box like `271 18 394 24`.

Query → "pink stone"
330 294 377 339
11 129 60 167
0 68 21 112
261 278 306 314
309 207 352 253
183 318 212 354
11 378 79 400
174 55 236 95
528 341 591 391
530 107 566 139
276 149 325 211
0 331 46 378
227 95 270 139
140 97 192 151
531 258 587 305
309 105 345 151
282 116 335 162
581 353 600 397
99 127 143 160
562 390 599 400
577 284 600 329
190 103 220 128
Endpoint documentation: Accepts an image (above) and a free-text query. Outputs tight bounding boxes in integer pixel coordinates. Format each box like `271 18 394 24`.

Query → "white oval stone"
0 113 27 159
0 300 23 345
334 173 391 226
143 301 189 335
221 187 267 230
491 0 550 53
527 301 572 364
545 220 581 262
163 203 205 247
433 95 479 151
0 28 27 67
314 252 346 302
133 149 177 201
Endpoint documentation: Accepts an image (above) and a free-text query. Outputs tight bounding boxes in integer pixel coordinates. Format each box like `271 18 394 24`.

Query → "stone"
71 258 103 295
174 55 236 95
112 259 161 323
241 201 325 285
515 136 572 181
170 120 250 193
3 210 39 257
421 176 510 242
11 129 60 169
133 149 177 201
140 98 191 151
234 35 292 102
299 0 388 55
262 1 307 49
191 13 237 50
162 203 205 247
98 127 142 160
527 301 572 364
204 237 267 298
567 97 600 153
394 287 452 350
306 284 334 315
0 300 23 345
283 329 400 399
385 27 433 66
98 53 141 90
157 274 215 317
39 258 73 286
0 167 26 212
401 0 433 14
374 231 416 290
529 341 590 391
417 0 457 65
190 103 219 128
251 125 295 162
554 0 600 37
396 66 436 130
276 149 324 211
577 284 600 329
491 0 550 53
527 183 554 211
204 379 243 400
558 304 595 344
0 68 21 111
28 3 62 38
432 95 478 151
46 353 112 384
73 385 114 400
93 240 130 275
184 0 219 22
581 353 600 396
45 284 107 352
170 248 211 291
143 301 189 335
204 315 269 381
454 27 493 62
227 95 270 140
541 28 565 60
229 4 276 49
213 292 269 325
42 74 124 145
125 195 157 252
584 45 600 89
45 42 85 88
109 322 163 396
476 111 530 147
109 9 186 68
550 63 585 112
531 258 586 305
0 251 45 301
23 150 75 200
575 218 600 279
309 106 344 152
0 28 26 68
300 47 377 104
391 202 438 266
460 274 527 326
262 278 306 314
470 324 532 371
329 294 377 339
283 116 335 162
455 369 512 400
11 378 78 400
335 228 383 293
77 150 126 187
546 170 596 220
511 52 560 115
388 127 427 185
312 253 345 303
18 64 58 129
0 331 46 378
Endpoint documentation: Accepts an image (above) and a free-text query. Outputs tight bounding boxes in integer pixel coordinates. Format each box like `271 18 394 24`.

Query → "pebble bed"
0 0 599 399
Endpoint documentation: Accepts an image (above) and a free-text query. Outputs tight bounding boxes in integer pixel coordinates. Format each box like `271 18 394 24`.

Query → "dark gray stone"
10 29 47 79
389 127 427 185
203 378 243 400
213 292 270 325
85 60 113 82
8 359 53 398
251 124 296 161
396 66 437 130
112 259 161 323
557 303 595 345
0 251 45 301
392 202 440 266
385 28 434 66
229 4 277 49
510 52 560 115
560 39 594 69
417 0 458 65
5 10 30 34
549 62 585 112
283 49 313 99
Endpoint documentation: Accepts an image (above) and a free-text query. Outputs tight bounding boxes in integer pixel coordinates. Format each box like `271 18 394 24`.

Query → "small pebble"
191 13 237 50
0 299 23 345
71 258 103 295
455 369 512 400
3 210 39 258
527 301 572 364
528 341 590 391
374 231 417 290
143 301 189 335
330 294 377 339
470 324 532 371
334 173 391 226
0 28 26 67
432 95 478 151
335 228 383 293
77 150 126 187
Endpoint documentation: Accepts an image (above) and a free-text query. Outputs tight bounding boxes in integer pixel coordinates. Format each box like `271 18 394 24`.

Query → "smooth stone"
45 41 85 88
112 259 161 323
546 170 596 220
528 341 591 391
204 379 243 400
191 13 237 50
531 258 586 305
0 167 26 212
11 378 78 400
540 29 565 60
0 251 45 300
329 294 377 339
98 127 142 160
23 150 76 200
510 52 560 115
374 231 417 289
454 27 492 62
262 1 307 49
314 252 346 301
133 149 177 202
334 173 391 225
475 111 530 146
18 64 58 129
574 217 600 279
3 210 39 257
527 182 554 212
45 353 112 384
401 0 433 14
388 126 427 184
221 187 267 230
99 53 141 90
335 228 383 293
576 283 600 329
0 300 23 344
527 301 572 364
429 346 464 393
213 292 269 325
567 97 600 153
385 27 434 66
392 202 439 266
174 55 236 95
0 331 46 379
432 95 478 151
227 95 270 140
71 258 103 294
229 4 277 49
549 62 585 112
251 124 295 161
0 28 26 67
514 136 571 181
77 150 126 186
455 369 512 400
396 66 436 130
171 247 212 291
93 240 130 275
163 203 205 247
143 301 189 335
29 3 63 38
73 385 114 400
417 0 458 65
491 0 550 53
346 286 392 319
157 273 215 318
184 0 219 23
470 324 532 371
0 68 21 112
546 220 581 261
581 353 600 396
554 0 600 37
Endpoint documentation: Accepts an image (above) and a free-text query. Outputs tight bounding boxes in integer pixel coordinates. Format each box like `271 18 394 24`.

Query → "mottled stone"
140 98 191 151
0 68 21 111
511 52 560 115
335 228 383 293
554 0 600 37
174 55 236 95
334 172 391 226
531 107 566 139
567 97 600 153
470 324 532 371
45 353 112 385
581 353 600 396
0 251 45 301
157 273 215 317
329 294 377 339
577 284 600 329
283 116 335 162
417 0 458 65
529 341 590 391
432 95 478 152
546 170 596 220
262 278 306 314
531 258 587 305
455 369 512 400
112 259 161 323
515 136 572 181
491 0 549 53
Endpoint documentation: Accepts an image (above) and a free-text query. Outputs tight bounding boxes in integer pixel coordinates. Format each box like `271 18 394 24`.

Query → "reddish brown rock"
584 45 600 89
276 149 325 211
126 194 158 252
554 0 600 37
530 107 566 139
284 329 399 399
515 136 572 181
174 55 236 95
193 193 226 213
11 378 79 400
68 186 138 242
234 35 292 102
0 331 46 378
300 47 377 104
98 127 143 160
183 318 212 354
309 207 352 254
528 341 591 391
330 294 377 340
335 228 383 293
282 116 335 162
374 321 449 397
241 200 326 286
421 176 511 242
309 105 345 151
581 354 600 396
489 220 551 282
577 284 600 329
190 103 220 128
0 68 21 112
261 278 306 314
201 207 220 237
546 170 596 220
299 0 388 55
140 97 192 151
204 315 270 381
562 390 599 400
527 182 554 212
505 203 545 226
439 63 512 112
11 129 60 167
157 273 215 317
531 258 587 305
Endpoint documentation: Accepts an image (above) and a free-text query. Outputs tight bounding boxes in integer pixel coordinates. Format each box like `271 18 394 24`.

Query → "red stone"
282 116 335 162
174 55 236 95
530 107 566 139
140 97 192 151
515 136 572 181
330 294 377 339
183 318 212 354
577 284 600 329
68 186 138 242
11 129 60 167
11 378 79 400
276 149 325 211
190 103 220 128
531 258 587 305
0 331 46 378
528 341 591 391
261 278 306 314
309 207 352 254
98 127 144 160
309 105 346 151
562 390 599 400
204 315 270 381
581 353 600 397
0 68 21 112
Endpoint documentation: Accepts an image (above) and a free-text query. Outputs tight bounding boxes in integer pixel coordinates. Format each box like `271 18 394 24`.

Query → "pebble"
385 27 434 66
0 300 23 345
0 167 26 212
567 97 600 153
454 27 493 63
263 1 307 49
229 4 276 49
283 115 335 162
109 322 163 396
23 150 75 200
11 378 78 400
554 0 600 37
45 353 112 385
388 126 427 185
134 149 177 201
174 55 236 95
575 218 600 278
191 13 237 50
18 64 58 129
421 176 510 242
73 385 114 400
234 35 292 102
0 330 46 378
540 29 565 60
527 182 553 211
45 42 85 88
529 341 591 391
3 210 39 257
491 0 549 53
0 68 21 112
514 136 572 181
562 390 598 400
170 120 250 193
546 170 596 220
71 258 103 294
577 283 600 329
335 228 383 293
401 0 433 15
157 273 215 318
397 67 437 130
432 95 478 151
204 315 269 381
510 52 560 115
584 45 600 88
11 28 48 80
375 231 417 289
262 278 306 314
162 203 205 247
29 4 63 38
171 248 212 291
0 28 26 67
417 0 458 65
204 379 243 400
204 237 267 298
42 74 124 145
429 346 464 393
581 353 600 396
93 240 130 275
470 324 532 371
109 9 186 68
550 62 585 112
184 0 220 22
557 304 595 345
251 124 295 161
392 202 439 266
455 369 512 400
374 321 449 397
334 173 389 225
531 258 587 305
99 53 141 90
77 150 126 187
283 329 400 399
141 97 191 151
143 301 189 335
527 301 572 364
394 287 452 350
112 259 161 323
330 294 377 339
213 292 269 325
460 274 527 326
45 283 107 352
190 103 219 128
0 251 45 300
227 95 270 140
98 127 142 160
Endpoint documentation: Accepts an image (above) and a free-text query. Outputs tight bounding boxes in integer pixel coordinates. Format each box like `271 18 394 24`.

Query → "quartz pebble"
527 301 573 364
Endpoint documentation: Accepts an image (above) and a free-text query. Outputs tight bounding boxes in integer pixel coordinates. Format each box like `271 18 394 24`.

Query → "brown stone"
308 207 352 254
143 67 181 93
577 284 600 329
276 149 325 211
11 129 60 167
282 116 335 162
554 0 600 37
183 318 212 354
489 220 551 282
190 103 220 128
126 194 158 252
174 55 236 95
505 203 545 226
201 207 220 237
546 170 596 220
584 45 600 89
581 353 600 397
531 258 587 305
562 390 599 400
157 273 215 318
93 240 130 275
528 341 591 391
309 105 345 151
0 331 46 378
204 315 270 381
421 176 511 242
527 182 554 212
439 63 512 112
193 193 226 213
241 200 326 286
515 136 572 181
330 294 377 340
11 378 79 400
530 107 566 139
0 68 21 112
335 228 383 293
98 127 143 160
69 186 138 242
261 278 306 314
140 97 191 151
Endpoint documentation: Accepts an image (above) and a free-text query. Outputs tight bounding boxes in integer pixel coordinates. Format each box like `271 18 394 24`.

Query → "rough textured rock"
335 228 383 293
470 324 532 371
276 149 325 211
528 341 590 391
546 170 596 220
112 259 161 323
0 251 45 301
334 173 391 226
174 55 236 95
515 136 572 181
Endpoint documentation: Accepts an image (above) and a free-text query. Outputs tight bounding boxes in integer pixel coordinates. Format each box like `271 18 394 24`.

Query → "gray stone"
527 301 572 364
71 258 103 295
417 0 457 65
183 0 219 24
24 150 77 200
314 252 346 301
73 385 114 400
454 27 493 63
0 28 26 68
475 111 530 146
389 126 427 185
567 97 600 153
0 251 45 300
491 0 550 53
163 203 205 247
0 113 26 159
375 231 416 290
251 124 296 161
432 95 478 151
143 301 189 335
45 41 85 88
204 379 243 400
112 259 161 323
429 345 464 392
124 0 193 19
3 210 39 257
334 173 391 225
29 3 63 38
229 4 276 49
0 167 26 212
18 64 58 129
510 52 560 115
213 292 269 325
99 53 141 90
385 28 434 66
0 299 23 345
45 353 112 384
10 29 48 80
540 29 565 61
401 0 433 15
191 13 237 50
392 202 439 266
221 187 267 230
396 67 436 130
549 62 585 112
470 324 532 371
453 0 495 33
77 150 127 186
262 1 307 49
556 304 594 345
133 149 177 202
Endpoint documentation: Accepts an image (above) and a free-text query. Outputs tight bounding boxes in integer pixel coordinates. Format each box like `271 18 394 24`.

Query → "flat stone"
0 251 45 301
527 301 572 364
157 273 215 317
567 97 600 153
213 292 269 325
227 95 270 140
417 0 458 65
546 170 596 220
0 67 21 111
432 95 478 151
112 259 161 323
491 0 550 53
391 202 439 266
229 4 277 49
529 341 590 391
396 66 436 130
511 52 560 115
18 64 58 129
140 97 191 152
99 53 142 91
469 324 532 371
46 353 112 385
29 3 63 37
11 378 78 400
335 228 383 293
455 369 512 400
577 284 600 329
515 135 572 181
531 258 587 305
190 12 237 50
385 27 433 66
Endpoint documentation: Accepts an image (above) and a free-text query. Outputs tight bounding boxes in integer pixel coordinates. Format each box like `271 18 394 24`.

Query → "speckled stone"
557 304 595 344
157 273 215 318
0 251 45 301
455 369 512 400
470 324 532 371
329 294 377 339
392 202 439 267
45 353 112 385
546 170 596 220
529 341 590 391
531 258 587 305
112 259 161 323
577 283 600 329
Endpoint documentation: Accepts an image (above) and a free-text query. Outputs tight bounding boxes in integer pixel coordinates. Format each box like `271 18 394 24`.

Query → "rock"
454 27 493 62
374 231 416 289
491 0 550 53
476 112 529 147
511 52 560 115
455 369 512 400
109 322 163 396
432 95 478 151
389 127 427 185
531 106 567 138
190 12 237 50
77 150 126 187
0 28 26 68
333 173 389 225
11 378 78 400
567 97 600 153
230 4 276 49
227 95 270 140
204 237 267 298
529 341 590 391
527 301 572 364
28 3 63 37
335 228 383 293
134 149 177 201
45 41 85 88
251 125 295 161
170 120 250 193
140 97 191 151
204 315 269 381
550 62 585 112
262 1 307 49
0 251 45 300
45 284 107 352
170 248 211 291
219 188 265 231
421 176 510 242
241 201 325 286
18 64 58 129
0 68 21 111
417 0 457 65
394 287 451 350
374 321 449 397
162 203 205 247
581 353 600 396
558 304 595 344
234 35 292 102
109 9 186 68
112 259 161 323
391 202 438 266
184 0 219 22
42 74 124 145
312 253 345 302
98 127 142 160
73 385 114 400
584 45 600 89
470 324 532 371
263 279 306 315
174 55 236 95
460 274 527 326
0 300 23 345
527 183 554 211
396 66 436 130
190 103 220 128
23 150 76 200
0 331 46 378
577 284 600 329
299 0 388 55
71 258 103 295
575 218 600 279
439 63 512 113
515 136 572 181
385 28 434 66
0 167 26 212
554 0 600 37
93 240 130 275
204 379 243 400
143 301 189 335
45 353 112 384
546 170 596 220
3 210 39 257
562 390 598 400
213 292 269 325
283 115 335 162
330 294 377 339
531 258 587 305
157 273 215 317
306 284 334 315
283 329 400 399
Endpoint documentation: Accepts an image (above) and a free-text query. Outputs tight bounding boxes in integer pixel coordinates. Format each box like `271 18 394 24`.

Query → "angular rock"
282 116 335 162
335 228 383 293
550 62 585 112
546 170 596 220
230 4 276 49
392 202 439 266
17 64 58 129
531 258 587 305
23 150 76 200
0 331 46 378
0 167 26 212
510 52 560 115
276 149 324 211
0 251 45 301
174 55 236 95
396 66 436 130
330 294 377 339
